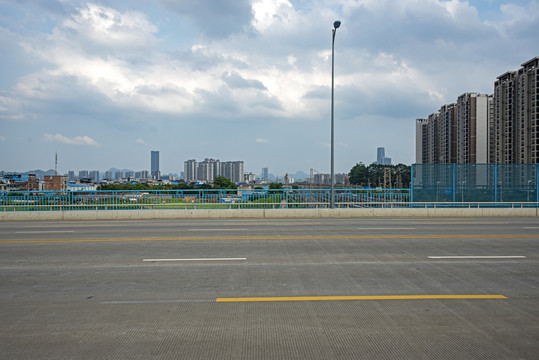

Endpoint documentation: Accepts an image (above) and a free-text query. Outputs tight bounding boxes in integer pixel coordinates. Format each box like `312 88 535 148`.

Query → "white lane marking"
428 256 526 259
15 231 76 234
143 258 247 262
101 299 214 304
523 227 539 229
357 228 416 230
188 229 248 231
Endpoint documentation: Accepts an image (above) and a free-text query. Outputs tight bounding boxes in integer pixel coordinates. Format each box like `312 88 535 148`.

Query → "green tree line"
97 176 237 191
348 163 411 188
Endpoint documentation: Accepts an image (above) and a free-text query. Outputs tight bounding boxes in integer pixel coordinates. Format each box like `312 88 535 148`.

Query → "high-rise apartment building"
89 170 100 182
426 112 439 164
415 118 429 164
151 151 160 179
183 159 245 183
417 58 539 165
184 159 197 182
438 103 457 164
78 170 89 179
456 93 492 164
197 158 219 182
262 167 269 181
135 170 150 180
493 57 539 163
416 94 494 164
220 161 244 183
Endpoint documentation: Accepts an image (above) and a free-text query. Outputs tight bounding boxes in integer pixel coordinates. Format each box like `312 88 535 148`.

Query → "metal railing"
2 188 538 212
0 189 411 211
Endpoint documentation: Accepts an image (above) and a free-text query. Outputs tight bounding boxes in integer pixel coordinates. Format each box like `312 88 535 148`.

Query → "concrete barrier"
0 207 537 221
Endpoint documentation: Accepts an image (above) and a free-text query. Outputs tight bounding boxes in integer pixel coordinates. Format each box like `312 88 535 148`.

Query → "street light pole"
331 20 341 209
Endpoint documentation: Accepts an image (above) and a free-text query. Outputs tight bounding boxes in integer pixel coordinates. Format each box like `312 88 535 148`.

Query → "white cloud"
61 3 158 50
43 133 100 147
1 0 538 173
0 136 6 141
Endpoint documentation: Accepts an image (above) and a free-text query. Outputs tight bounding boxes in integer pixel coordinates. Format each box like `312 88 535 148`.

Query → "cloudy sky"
0 0 537 176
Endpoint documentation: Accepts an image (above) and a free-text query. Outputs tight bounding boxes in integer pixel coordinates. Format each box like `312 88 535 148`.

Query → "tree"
349 164 368 186
268 182 283 190
348 163 411 188
212 176 237 189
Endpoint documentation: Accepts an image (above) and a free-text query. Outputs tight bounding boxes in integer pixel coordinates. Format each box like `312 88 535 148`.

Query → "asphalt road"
1 217 538 359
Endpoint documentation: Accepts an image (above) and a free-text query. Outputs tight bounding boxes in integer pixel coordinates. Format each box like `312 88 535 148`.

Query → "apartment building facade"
417 57 538 165
183 158 245 184
493 57 539 164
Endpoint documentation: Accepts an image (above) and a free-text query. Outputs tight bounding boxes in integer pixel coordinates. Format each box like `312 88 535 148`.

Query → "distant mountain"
28 169 56 176
290 171 309 181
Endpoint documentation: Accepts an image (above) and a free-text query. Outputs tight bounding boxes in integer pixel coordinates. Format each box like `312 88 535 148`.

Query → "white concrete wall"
1 208 537 221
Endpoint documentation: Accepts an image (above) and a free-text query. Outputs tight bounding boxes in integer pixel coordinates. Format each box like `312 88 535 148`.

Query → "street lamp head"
334 20 341 29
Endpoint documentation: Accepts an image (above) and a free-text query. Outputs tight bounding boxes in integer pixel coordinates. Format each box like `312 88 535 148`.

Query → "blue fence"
412 164 539 203
3 164 539 212
0 189 411 211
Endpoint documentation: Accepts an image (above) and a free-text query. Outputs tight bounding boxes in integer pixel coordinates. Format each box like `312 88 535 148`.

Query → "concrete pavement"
1 217 538 359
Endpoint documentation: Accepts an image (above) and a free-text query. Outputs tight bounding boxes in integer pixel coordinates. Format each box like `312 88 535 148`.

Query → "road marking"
25 224 129 228
188 229 248 232
428 256 526 259
143 258 246 262
100 294 507 305
101 299 215 304
225 222 321 226
357 227 415 230
2 234 539 244
15 231 76 234
410 222 509 225
523 227 539 229
216 295 507 302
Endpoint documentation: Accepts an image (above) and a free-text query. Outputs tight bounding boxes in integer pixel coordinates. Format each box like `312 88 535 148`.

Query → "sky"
0 0 538 176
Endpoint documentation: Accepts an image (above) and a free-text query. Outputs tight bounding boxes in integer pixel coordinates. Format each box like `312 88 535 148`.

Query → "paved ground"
1 217 538 359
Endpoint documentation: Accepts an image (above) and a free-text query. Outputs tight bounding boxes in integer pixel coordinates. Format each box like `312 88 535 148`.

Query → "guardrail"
1 189 538 212
1 189 411 211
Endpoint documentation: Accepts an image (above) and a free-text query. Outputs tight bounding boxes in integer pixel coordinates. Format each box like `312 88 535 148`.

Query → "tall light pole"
331 20 341 209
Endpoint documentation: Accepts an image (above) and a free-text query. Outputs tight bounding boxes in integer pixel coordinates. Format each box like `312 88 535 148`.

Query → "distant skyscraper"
262 167 269 180
376 147 392 165
151 151 160 179
377 147 385 164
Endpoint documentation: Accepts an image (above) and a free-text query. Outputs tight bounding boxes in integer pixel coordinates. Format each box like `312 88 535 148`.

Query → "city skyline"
1 1 538 174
